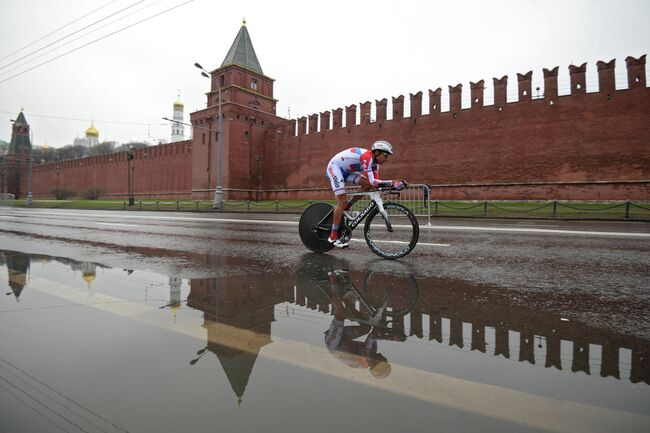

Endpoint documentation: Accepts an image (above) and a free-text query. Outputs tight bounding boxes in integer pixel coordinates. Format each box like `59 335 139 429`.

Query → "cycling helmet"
371 140 393 155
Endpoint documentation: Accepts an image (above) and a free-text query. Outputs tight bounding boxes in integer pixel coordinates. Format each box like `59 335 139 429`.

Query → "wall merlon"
625 54 646 89
308 114 319 133
543 66 559 100
360 101 371 124
332 108 343 129
597 58 616 94
392 95 404 119
290 119 296 137
410 92 422 117
470 80 485 108
320 111 330 131
569 62 587 95
449 84 462 113
346 104 357 127
517 71 532 101
297 116 307 136
493 75 508 108
429 88 441 115
376 98 387 122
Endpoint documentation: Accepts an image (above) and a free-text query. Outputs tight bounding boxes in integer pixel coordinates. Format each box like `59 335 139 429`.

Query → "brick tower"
190 20 284 200
1 110 32 197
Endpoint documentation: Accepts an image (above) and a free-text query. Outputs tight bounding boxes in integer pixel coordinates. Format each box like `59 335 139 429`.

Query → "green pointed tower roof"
220 19 263 74
9 110 31 155
15 111 27 125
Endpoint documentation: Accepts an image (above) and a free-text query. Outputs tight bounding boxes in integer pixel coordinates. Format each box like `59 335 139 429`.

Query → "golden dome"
173 98 184 109
85 122 99 138
82 271 96 287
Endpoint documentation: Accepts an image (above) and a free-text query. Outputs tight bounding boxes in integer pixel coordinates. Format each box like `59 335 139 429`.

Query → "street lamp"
195 62 223 209
55 166 60 200
126 151 134 206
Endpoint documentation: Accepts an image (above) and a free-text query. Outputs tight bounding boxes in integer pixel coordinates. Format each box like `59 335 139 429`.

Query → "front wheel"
364 202 419 259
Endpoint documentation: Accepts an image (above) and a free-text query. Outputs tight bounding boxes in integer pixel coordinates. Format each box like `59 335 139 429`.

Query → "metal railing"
120 192 650 222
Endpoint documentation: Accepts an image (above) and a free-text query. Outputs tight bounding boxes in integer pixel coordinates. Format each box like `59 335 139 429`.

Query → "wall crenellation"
290 55 647 138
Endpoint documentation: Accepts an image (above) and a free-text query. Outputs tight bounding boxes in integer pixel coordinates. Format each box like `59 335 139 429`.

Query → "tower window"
251 79 258 90
244 131 249 144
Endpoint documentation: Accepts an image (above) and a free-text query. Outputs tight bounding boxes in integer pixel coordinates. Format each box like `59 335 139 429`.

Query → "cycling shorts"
326 163 363 196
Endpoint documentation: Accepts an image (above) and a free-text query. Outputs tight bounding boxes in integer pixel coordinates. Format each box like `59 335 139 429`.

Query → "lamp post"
55 166 60 200
127 150 134 206
255 156 261 202
195 62 223 209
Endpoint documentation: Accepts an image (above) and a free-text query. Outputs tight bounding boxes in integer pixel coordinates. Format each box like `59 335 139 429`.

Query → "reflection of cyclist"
325 140 404 248
323 270 392 378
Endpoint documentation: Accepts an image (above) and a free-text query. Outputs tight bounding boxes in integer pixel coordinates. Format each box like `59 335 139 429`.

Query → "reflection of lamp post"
195 62 223 209
126 151 134 206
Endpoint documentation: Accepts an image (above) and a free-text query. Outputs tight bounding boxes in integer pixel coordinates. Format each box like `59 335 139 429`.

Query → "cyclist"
324 270 392 378
325 140 405 248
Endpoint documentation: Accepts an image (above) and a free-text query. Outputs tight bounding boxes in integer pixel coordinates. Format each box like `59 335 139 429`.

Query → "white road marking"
423 224 650 238
1 209 649 238
350 238 450 247
96 222 139 227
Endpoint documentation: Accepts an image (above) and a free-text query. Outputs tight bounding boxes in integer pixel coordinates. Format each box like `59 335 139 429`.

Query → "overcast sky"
0 0 648 148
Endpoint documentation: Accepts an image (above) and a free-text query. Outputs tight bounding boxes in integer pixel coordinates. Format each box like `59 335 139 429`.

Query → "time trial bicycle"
298 186 419 259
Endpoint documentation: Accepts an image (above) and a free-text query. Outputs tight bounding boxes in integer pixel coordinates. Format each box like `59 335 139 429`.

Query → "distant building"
73 121 100 147
171 93 185 142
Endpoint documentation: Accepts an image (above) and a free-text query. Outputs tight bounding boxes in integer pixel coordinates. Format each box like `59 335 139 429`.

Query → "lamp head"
194 62 203 69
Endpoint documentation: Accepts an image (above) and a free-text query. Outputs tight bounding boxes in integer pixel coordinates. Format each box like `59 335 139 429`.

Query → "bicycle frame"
316 189 394 235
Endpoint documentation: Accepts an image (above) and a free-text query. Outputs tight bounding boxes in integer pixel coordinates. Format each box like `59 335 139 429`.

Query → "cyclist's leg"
346 173 371 209
326 164 349 243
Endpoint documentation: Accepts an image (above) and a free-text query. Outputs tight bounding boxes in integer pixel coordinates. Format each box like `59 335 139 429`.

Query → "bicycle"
298 187 420 259
298 261 419 344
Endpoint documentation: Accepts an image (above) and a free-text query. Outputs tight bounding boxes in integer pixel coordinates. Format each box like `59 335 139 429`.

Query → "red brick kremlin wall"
260 55 650 200
16 55 650 201
28 140 192 199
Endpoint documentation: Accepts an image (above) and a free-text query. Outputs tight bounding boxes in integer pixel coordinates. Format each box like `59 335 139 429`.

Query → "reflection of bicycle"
299 188 419 259
301 261 419 340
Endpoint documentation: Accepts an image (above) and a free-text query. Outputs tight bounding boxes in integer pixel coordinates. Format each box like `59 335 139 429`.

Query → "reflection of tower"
187 259 293 405
70 261 97 288
168 277 182 319
171 92 184 143
4 251 30 300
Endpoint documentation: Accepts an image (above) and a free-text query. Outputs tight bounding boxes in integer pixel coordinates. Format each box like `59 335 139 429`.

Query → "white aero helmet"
371 140 393 155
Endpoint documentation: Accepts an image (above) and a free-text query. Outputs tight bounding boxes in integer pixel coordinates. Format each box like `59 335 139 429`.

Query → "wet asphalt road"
1 207 649 433
1 208 649 336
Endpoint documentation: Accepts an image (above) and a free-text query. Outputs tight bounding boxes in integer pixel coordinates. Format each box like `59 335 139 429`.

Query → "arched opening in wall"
244 131 249 144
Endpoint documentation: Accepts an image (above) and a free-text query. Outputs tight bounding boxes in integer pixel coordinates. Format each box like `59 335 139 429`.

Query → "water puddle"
1 248 649 433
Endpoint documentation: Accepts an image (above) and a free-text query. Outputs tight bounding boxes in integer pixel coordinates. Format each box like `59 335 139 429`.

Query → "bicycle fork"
374 194 393 232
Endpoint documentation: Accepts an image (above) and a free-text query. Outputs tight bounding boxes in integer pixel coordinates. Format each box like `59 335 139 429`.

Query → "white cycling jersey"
326 147 385 195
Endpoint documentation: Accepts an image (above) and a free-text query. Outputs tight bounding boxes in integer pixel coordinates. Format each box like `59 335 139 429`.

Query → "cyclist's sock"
330 224 339 240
